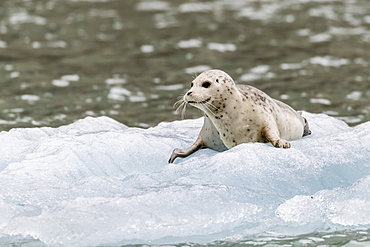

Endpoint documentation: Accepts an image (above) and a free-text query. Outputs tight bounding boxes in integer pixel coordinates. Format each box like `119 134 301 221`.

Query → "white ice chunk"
105 78 126 85
9 12 47 25
0 40 7 48
155 84 184 91
184 65 212 74
19 94 40 102
0 113 369 246
310 98 332 105
107 87 132 101
140 45 154 53
309 56 350 67
177 39 202 49
61 74 79 81
135 1 170 11
207 43 237 52
52 79 69 87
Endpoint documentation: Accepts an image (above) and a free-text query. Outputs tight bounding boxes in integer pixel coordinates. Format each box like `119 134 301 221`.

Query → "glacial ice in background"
0 112 369 246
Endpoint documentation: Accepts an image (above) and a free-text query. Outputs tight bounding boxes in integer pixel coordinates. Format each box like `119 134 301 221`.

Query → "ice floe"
0 112 369 246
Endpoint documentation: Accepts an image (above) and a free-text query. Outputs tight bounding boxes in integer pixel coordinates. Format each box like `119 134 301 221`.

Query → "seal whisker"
180 102 187 119
174 100 188 119
204 101 218 112
174 97 184 109
200 101 217 116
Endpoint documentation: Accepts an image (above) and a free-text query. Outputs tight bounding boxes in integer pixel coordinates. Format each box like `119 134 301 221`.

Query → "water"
0 0 370 246
1 0 370 131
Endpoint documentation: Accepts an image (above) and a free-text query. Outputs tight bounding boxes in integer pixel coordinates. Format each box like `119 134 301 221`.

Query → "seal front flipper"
169 135 204 163
168 116 227 163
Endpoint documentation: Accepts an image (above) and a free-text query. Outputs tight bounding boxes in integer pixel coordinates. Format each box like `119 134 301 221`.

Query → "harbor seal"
168 69 311 163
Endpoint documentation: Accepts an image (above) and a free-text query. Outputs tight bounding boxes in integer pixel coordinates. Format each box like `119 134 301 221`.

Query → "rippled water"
1 0 370 131
1 0 370 246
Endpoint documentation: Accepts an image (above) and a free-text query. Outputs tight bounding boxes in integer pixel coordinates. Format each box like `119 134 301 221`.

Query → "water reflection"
0 0 370 130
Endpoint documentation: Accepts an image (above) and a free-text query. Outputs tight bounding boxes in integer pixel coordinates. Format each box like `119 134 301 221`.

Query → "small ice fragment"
140 45 154 53
184 65 212 74
310 33 332 43
155 84 184 91
20 94 40 101
108 87 131 101
10 72 20 78
0 40 7 48
207 43 237 52
281 63 303 70
129 96 147 102
177 39 202 49
309 56 349 67
251 65 270 74
52 80 70 87
135 1 170 11
239 73 260 82
105 78 126 85
310 98 331 105
61 75 79 81
346 91 362 101
178 3 213 13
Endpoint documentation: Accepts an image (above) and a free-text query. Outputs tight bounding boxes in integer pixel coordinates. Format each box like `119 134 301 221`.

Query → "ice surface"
0 113 369 246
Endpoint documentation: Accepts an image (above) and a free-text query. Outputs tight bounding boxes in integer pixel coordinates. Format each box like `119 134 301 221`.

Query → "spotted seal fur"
169 69 311 163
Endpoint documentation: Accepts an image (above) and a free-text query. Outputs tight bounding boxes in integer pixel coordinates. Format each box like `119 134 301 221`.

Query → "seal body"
169 69 311 163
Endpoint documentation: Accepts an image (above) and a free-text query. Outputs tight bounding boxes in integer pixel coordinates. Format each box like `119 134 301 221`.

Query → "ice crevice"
0 113 369 246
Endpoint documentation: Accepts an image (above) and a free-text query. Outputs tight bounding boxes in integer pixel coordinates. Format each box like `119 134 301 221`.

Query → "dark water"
0 0 370 246
1 0 370 131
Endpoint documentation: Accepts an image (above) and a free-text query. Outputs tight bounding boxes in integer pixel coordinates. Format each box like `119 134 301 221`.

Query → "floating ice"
0 113 369 246
239 65 275 82
184 65 212 74
207 43 237 52
140 45 155 53
310 98 332 105
135 1 171 12
69 0 112 2
9 12 47 25
105 78 126 85
107 87 132 101
280 63 303 70
177 39 202 49
309 56 350 67
179 3 214 13
310 33 332 43
250 65 270 74
52 79 70 87
0 40 7 48
346 91 362 101
155 84 184 91
19 94 40 102
9 72 20 78
61 74 80 81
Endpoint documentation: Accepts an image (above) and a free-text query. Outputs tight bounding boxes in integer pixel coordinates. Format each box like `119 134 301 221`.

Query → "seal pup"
169 69 311 163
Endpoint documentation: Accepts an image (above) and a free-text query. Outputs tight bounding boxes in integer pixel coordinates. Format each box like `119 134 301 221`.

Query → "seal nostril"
187 91 192 96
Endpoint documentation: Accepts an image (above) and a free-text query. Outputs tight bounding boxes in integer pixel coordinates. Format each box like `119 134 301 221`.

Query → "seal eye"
202 81 211 88
190 83 194 87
